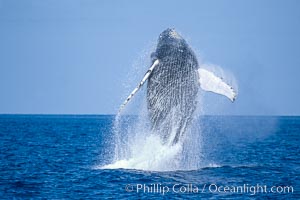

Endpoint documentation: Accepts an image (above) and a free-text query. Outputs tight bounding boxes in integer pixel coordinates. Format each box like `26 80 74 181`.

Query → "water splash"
101 47 237 171
105 134 183 171
101 91 205 171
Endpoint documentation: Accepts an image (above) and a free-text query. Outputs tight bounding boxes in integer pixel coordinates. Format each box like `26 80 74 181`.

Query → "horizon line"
0 113 299 117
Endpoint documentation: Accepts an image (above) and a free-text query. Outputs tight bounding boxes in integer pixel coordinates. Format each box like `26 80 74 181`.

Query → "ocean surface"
0 115 299 199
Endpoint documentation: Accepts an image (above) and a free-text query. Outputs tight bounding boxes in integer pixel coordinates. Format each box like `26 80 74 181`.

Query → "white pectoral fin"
118 60 159 114
198 68 237 102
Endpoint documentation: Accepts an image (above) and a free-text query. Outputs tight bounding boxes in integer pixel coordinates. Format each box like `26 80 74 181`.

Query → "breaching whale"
119 28 237 145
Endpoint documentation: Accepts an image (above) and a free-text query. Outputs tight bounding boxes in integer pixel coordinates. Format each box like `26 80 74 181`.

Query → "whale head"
160 28 182 40
152 28 187 61
158 28 184 47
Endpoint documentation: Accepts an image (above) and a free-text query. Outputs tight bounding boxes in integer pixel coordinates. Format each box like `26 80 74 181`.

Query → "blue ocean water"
0 115 299 199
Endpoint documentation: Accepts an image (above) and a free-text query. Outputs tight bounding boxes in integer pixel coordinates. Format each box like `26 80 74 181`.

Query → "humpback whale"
119 28 237 145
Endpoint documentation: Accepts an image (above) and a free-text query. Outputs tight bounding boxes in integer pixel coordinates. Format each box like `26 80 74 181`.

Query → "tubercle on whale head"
157 28 185 47
159 28 182 39
154 28 187 61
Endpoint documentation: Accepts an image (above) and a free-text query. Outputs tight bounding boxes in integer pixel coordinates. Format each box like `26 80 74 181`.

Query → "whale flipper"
118 60 160 113
198 68 237 102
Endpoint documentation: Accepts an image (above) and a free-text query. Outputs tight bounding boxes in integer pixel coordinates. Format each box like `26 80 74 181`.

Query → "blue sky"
0 0 299 115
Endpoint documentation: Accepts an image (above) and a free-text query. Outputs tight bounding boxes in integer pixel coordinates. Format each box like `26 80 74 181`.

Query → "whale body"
147 29 199 144
119 28 237 145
